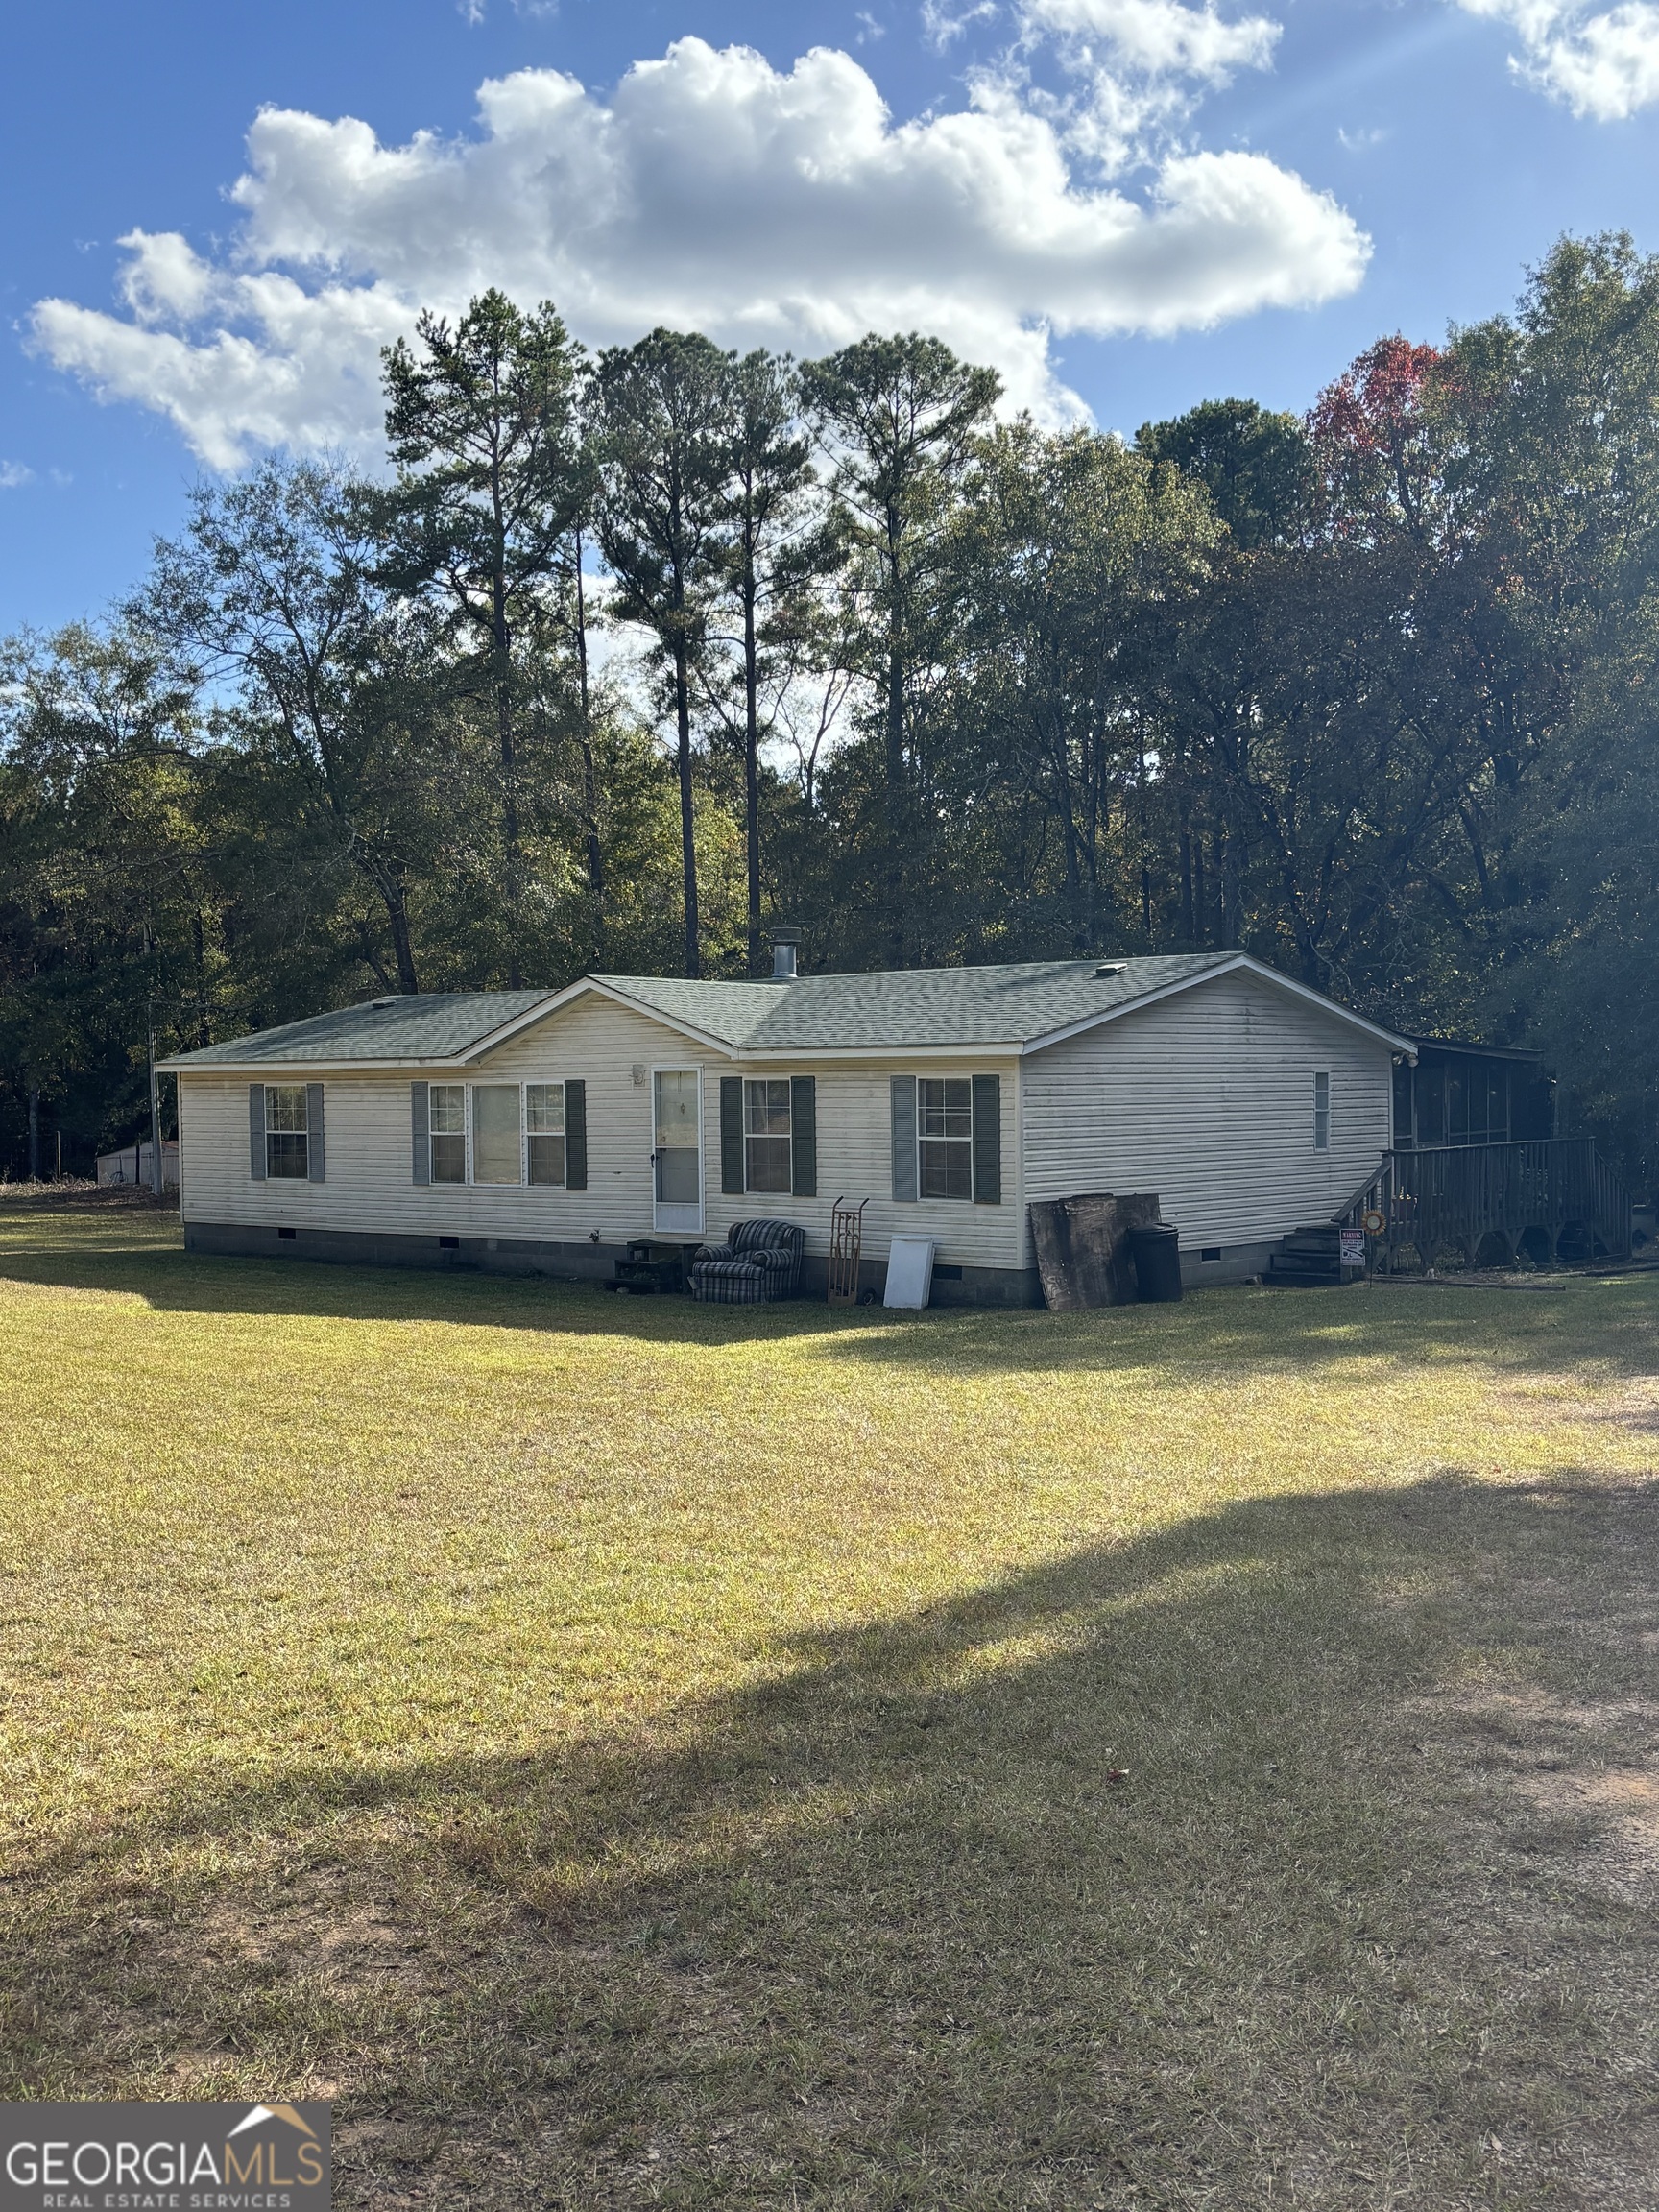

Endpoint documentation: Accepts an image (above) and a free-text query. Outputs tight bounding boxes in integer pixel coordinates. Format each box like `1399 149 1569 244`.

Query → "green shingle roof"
163 990 552 1067
163 951 1404 1069
593 955 1237 1050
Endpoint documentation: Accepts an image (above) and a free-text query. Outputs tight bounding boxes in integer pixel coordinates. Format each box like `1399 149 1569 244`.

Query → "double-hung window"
918 1077 974 1199
526 1084 565 1186
265 1085 309 1179
719 1075 815 1198
429 1085 466 1183
891 1073 1000 1206
1314 1070 1331 1151
743 1079 792 1194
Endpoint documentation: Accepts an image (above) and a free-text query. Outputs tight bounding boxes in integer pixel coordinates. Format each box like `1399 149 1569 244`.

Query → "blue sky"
2 0 1656 633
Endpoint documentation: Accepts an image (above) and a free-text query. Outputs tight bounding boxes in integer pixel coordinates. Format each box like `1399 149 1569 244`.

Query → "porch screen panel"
1392 1062 1413 1150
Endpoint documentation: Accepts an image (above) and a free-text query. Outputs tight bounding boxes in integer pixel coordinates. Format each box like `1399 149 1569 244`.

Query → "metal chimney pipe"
771 928 801 982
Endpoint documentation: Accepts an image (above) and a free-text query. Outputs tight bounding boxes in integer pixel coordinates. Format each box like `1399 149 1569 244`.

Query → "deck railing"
1335 1139 1630 1269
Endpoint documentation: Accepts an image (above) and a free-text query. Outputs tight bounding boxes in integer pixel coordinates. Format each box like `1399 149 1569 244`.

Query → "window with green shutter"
743 1078 792 1193
895 1073 1000 1203
526 1083 565 1185
918 1078 973 1199
264 1084 310 1180
428 1085 466 1183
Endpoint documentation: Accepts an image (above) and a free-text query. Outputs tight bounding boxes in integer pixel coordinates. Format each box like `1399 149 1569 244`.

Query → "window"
744 1079 792 1193
1314 1070 1330 1151
420 1080 585 1189
471 1084 522 1184
919 1077 974 1199
721 1075 814 1199
892 1074 998 1205
526 1083 565 1186
429 1084 466 1184
265 1084 309 1178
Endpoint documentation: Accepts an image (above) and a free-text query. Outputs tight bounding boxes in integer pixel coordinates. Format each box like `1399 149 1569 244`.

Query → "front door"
653 1069 704 1235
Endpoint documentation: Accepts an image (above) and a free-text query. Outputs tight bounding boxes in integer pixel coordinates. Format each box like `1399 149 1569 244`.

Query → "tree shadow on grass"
9 1476 1659 2207
3 1213 1658 1385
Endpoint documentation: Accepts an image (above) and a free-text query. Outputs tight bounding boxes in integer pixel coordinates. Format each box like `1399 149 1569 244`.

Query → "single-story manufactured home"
159 949 1414 1304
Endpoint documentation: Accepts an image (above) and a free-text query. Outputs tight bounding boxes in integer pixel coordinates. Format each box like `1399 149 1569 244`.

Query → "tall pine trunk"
575 536 605 970
494 592 520 990
673 637 700 978
883 504 905 969
743 558 762 977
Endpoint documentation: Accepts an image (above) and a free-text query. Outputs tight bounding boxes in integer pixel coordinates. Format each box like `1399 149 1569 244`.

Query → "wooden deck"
1340 1139 1631 1269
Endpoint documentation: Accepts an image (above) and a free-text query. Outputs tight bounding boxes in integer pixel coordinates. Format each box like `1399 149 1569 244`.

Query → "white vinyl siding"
1021 969 1392 1262
175 992 1024 1270
178 972 1385 1281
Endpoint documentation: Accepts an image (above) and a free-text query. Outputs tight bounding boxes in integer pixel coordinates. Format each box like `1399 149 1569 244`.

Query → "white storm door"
653 1069 704 1234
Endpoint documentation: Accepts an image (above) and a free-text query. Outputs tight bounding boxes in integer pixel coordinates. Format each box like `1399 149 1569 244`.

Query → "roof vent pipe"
771 928 801 983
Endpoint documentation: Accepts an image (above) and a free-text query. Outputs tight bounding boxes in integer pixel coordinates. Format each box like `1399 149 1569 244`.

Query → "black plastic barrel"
1130 1223 1183 1303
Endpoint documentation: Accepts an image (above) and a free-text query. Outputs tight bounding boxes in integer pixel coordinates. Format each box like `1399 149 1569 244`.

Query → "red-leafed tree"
1309 335 1448 539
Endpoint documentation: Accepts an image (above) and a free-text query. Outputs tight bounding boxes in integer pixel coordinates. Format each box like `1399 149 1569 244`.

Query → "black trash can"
1130 1223 1183 1303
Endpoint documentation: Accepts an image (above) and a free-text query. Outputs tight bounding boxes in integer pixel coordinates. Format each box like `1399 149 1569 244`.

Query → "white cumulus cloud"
1456 0 1659 117
1010 0 1281 170
1021 0 1278 83
31 34 1367 469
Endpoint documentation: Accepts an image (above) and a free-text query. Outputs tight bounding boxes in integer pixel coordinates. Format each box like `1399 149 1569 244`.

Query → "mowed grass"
5 1208 1659 2208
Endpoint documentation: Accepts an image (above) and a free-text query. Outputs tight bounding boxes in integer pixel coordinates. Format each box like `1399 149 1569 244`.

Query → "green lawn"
4 1203 1659 2208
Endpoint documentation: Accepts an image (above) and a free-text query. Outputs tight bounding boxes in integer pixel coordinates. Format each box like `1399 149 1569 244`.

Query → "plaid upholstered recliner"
689 1218 805 1305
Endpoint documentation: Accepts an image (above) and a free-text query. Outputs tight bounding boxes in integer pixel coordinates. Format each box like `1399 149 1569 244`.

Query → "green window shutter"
790 1075 817 1197
972 1072 1001 1204
890 1075 918 1202
411 1082 430 1185
306 1083 325 1182
249 1085 267 1181
720 1076 745 1194
565 1079 588 1190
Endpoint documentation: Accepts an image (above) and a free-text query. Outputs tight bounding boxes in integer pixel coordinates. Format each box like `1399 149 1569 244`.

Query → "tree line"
5 232 1659 1183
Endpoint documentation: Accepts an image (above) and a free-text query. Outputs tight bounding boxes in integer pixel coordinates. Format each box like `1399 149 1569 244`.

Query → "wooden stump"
1029 1193 1163 1310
